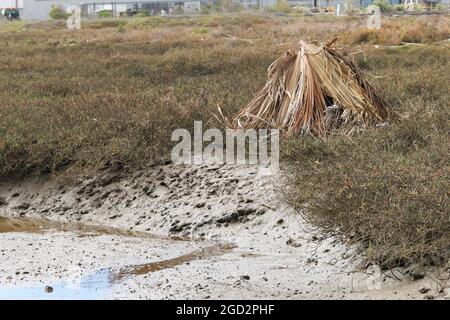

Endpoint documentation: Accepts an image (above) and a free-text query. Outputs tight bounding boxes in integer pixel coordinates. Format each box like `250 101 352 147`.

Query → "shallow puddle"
0 216 236 299
0 268 112 300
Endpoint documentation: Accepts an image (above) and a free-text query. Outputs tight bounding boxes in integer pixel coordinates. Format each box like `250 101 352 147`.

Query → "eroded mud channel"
0 217 236 299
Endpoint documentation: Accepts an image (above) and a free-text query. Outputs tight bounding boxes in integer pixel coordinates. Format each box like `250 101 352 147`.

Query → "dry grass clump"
227 39 397 136
340 16 450 46
100 13 270 30
283 45 449 269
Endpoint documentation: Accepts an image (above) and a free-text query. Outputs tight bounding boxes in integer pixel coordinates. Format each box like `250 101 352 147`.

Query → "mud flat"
0 163 448 299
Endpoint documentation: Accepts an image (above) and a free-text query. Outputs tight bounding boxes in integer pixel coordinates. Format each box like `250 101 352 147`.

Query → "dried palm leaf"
227 39 399 136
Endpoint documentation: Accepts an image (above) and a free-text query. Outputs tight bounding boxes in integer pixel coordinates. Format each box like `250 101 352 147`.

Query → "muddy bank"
0 216 169 239
0 163 448 299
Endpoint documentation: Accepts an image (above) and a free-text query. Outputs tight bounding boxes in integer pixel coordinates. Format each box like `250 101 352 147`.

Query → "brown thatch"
225 39 399 136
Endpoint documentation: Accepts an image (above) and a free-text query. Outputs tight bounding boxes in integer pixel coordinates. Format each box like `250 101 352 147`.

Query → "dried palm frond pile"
225 39 398 136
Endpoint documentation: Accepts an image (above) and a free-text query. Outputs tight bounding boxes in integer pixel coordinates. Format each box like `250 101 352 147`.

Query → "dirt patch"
0 162 448 299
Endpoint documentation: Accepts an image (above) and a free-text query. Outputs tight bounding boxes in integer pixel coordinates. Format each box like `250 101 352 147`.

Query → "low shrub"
49 5 70 20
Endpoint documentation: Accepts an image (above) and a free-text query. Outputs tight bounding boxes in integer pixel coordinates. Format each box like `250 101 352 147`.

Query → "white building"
0 0 22 8
0 0 279 20
4 0 446 21
0 0 156 20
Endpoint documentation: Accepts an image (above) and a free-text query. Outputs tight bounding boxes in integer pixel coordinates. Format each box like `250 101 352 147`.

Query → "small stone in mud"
276 219 284 225
236 206 256 215
169 222 191 233
419 287 431 294
142 185 154 195
286 238 301 248
424 294 435 300
194 202 206 208
44 286 53 293
408 265 425 281
14 203 30 210
256 207 267 215
240 275 250 281
0 197 7 207
216 212 239 224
